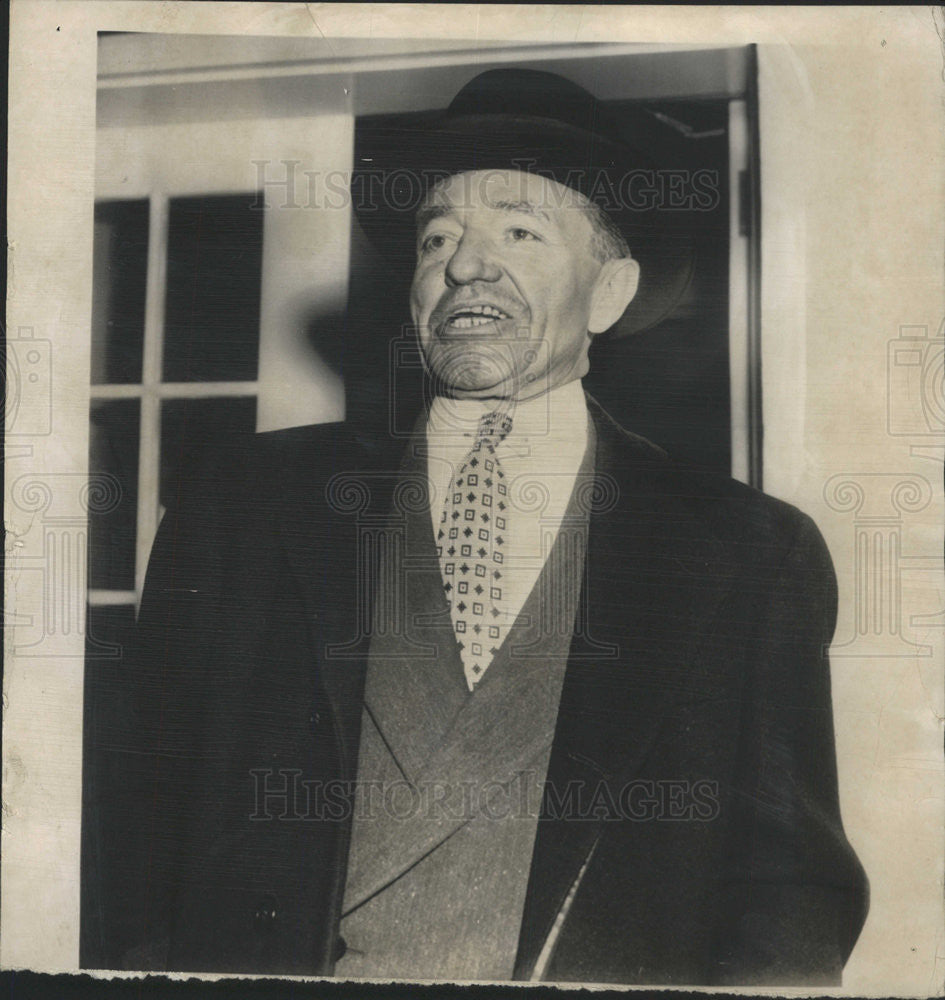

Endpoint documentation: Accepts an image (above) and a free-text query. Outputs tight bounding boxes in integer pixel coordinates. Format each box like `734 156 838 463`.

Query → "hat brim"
352 112 696 335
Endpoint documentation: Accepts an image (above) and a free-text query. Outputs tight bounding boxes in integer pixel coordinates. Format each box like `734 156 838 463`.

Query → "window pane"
91 199 149 384
163 194 263 383
159 396 257 509
89 400 140 590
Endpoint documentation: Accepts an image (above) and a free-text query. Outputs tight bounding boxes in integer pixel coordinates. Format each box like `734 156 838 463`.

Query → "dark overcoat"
83 397 868 985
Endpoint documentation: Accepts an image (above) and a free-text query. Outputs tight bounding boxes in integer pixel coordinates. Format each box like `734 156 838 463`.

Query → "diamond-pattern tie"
436 410 514 691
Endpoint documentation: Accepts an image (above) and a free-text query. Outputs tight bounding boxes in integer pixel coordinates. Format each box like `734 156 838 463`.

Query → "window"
88 193 263 634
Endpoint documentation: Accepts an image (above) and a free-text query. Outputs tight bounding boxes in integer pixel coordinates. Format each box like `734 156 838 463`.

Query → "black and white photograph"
3 4 944 995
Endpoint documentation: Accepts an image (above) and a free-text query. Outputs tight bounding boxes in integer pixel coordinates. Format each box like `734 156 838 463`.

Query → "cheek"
545 274 590 328
408 283 428 324
411 269 441 320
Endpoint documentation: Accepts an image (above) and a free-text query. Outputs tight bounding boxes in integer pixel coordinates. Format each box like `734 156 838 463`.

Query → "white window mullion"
92 381 259 400
728 99 750 486
90 384 143 400
135 192 169 603
88 590 138 607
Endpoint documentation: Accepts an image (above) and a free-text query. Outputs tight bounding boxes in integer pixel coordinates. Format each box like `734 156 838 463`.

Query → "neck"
427 380 586 440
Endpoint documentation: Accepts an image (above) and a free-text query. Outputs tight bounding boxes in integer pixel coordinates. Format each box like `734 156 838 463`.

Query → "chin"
424 342 520 397
432 374 511 399
443 384 514 401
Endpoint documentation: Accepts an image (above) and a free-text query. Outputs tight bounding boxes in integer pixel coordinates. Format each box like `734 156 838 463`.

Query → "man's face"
410 170 631 401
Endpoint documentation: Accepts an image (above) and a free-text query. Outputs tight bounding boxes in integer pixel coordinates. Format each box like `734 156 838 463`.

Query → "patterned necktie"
436 410 514 691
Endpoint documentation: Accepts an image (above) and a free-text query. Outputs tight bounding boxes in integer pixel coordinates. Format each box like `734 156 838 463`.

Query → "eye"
419 232 452 255
508 227 539 243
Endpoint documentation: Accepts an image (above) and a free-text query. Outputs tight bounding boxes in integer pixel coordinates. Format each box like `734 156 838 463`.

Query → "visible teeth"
445 305 509 329
449 315 498 329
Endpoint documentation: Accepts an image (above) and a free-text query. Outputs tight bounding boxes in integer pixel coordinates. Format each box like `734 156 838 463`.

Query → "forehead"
421 169 589 223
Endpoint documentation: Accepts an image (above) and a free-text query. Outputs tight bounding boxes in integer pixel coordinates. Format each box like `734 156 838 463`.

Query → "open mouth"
440 303 512 332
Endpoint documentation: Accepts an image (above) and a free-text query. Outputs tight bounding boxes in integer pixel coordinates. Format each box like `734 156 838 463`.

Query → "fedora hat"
351 67 697 334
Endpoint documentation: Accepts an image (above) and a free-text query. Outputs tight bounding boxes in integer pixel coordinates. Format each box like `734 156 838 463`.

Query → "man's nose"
444 234 501 286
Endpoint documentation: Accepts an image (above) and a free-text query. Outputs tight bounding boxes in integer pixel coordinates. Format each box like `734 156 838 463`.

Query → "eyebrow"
489 199 552 222
415 198 553 233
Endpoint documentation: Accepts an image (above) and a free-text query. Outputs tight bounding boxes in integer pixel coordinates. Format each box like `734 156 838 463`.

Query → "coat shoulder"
658 459 826 570
593 400 826 572
169 421 364 511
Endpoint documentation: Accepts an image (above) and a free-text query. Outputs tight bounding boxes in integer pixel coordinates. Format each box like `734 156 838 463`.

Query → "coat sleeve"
711 511 869 985
83 446 244 971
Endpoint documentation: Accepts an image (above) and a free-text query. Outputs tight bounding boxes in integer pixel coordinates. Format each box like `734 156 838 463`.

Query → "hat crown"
446 67 611 134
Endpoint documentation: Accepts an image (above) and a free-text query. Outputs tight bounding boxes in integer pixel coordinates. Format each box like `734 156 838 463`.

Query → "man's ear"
588 257 640 335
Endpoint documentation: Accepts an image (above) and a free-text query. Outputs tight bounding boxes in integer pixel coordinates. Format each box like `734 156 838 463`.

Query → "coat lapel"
359 433 471 778
514 395 738 979
273 424 398 780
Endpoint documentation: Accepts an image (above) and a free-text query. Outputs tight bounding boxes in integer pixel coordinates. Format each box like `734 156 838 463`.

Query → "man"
87 68 868 985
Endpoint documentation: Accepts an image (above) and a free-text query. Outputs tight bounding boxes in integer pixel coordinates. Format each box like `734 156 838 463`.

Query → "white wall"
759 38 945 991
